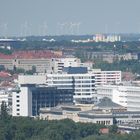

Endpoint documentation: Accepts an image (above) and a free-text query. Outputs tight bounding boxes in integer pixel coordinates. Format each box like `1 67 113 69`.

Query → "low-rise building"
40 98 140 126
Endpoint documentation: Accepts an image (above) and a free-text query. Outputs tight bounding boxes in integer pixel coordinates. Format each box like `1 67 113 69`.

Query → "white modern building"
97 85 140 111
46 73 96 103
18 74 46 85
50 57 81 73
12 86 32 116
18 73 96 103
97 85 127 107
90 69 121 85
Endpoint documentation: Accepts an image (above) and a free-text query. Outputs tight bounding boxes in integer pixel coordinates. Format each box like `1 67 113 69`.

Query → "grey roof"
96 97 123 109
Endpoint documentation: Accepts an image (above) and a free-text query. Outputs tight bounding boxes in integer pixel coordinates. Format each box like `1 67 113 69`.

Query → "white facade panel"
97 85 140 111
18 75 46 85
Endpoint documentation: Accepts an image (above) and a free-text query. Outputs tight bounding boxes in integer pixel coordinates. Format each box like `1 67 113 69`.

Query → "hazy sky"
0 0 140 36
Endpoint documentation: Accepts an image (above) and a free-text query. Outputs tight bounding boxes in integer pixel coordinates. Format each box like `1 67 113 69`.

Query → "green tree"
0 101 9 121
109 125 118 134
32 65 36 73
0 65 5 71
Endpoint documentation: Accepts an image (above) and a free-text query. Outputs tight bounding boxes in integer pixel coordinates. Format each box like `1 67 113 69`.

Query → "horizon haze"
0 0 140 36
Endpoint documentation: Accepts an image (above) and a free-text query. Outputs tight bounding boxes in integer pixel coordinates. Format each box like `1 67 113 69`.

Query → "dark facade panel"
31 87 73 116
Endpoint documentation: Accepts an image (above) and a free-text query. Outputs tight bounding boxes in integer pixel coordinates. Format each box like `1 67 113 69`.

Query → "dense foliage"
0 48 12 55
0 117 106 140
94 59 140 74
0 102 140 140
2 39 140 53
1 116 140 140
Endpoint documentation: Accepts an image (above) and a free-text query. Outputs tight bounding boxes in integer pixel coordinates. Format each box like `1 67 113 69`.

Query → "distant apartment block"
0 55 81 73
83 51 138 63
0 50 62 73
93 34 121 42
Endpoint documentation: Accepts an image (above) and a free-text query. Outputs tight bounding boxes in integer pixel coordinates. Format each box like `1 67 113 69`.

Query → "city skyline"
0 0 140 36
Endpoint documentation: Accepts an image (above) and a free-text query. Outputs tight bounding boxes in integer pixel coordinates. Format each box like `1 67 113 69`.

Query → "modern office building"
18 73 96 104
50 57 81 73
47 73 96 103
91 69 121 85
97 85 140 111
12 84 73 117
18 74 46 85
97 85 127 107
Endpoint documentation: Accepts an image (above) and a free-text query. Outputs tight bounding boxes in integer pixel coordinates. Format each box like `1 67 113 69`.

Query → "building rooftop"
0 50 61 59
63 67 88 74
96 97 123 109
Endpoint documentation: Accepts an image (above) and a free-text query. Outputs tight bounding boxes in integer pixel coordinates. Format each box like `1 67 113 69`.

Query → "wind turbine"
42 22 48 36
69 22 76 35
76 22 81 35
3 23 8 38
105 24 108 35
22 21 32 37
0 23 2 37
115 21 121 34
60 22 66 35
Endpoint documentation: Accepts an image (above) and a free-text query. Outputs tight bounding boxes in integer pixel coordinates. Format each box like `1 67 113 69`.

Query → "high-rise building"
18 73 96 104
12 84 73 117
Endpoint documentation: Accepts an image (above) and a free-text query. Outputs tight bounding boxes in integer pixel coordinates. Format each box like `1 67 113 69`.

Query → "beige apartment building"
0 58 52 73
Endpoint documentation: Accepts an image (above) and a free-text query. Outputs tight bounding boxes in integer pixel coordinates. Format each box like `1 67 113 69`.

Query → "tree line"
0 101 140 140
